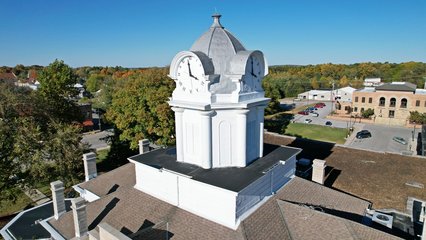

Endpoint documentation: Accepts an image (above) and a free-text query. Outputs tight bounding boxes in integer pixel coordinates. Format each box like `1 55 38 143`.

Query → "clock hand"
187 61 198 80
250 57 257 78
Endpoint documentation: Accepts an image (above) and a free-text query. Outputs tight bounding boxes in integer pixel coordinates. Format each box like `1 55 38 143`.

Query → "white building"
364 77 382 87
298 86 356 102
335 86 356 102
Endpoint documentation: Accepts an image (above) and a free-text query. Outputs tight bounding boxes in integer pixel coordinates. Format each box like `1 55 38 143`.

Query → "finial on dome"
211 13 223 28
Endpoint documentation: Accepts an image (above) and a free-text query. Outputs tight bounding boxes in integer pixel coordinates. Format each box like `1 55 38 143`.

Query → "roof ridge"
207 27 216 56
276 200 294 240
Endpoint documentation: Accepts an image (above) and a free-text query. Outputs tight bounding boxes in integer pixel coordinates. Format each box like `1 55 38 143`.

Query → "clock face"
243 56 263 92
176 56 205 94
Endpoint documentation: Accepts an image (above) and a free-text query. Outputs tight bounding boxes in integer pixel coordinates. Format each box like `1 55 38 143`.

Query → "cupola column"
236 109 250 167
257 105 266 158
200 110 215 169
172 107 185 162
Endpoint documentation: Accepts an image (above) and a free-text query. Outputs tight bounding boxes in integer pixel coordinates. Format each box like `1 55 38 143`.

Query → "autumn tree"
106 68 175 149
339 75 349 87
311 78 319 89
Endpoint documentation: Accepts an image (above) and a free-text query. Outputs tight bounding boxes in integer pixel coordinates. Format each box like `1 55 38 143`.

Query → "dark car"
356 130 372 139
325 121 332 126
298 111 309 115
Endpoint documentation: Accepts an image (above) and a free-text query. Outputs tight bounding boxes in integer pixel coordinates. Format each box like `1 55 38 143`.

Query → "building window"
355 97 359 102
354 107 358 112
379 97 385 106
369 97 372 103
361 108 364 113
361 97 365 103
416 100 420 107
389 110 395 118
401 98 407 108
424 101 426 107
390 98 396 107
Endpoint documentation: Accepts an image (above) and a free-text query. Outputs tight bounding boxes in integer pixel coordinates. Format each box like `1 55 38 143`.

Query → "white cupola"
168 14 270 169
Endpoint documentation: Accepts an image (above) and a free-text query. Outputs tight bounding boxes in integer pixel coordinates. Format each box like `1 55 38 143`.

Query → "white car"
304 119 312 124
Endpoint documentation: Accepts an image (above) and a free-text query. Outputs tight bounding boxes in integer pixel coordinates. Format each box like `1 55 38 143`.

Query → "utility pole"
331 80 335 115
98 108 102 131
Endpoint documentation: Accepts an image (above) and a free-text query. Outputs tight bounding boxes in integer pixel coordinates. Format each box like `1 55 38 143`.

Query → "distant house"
27 69 38 84
16 70 40 90
78 103 93 131
74 83 89 99
364 78 383 87
0 72 17 85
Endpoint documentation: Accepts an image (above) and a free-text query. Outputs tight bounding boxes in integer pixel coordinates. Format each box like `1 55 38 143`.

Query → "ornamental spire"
211 13 223 28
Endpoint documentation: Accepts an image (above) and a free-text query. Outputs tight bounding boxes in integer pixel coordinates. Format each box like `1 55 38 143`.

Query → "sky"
0 0 425 67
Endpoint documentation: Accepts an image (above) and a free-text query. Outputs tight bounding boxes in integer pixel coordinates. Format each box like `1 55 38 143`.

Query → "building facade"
351 82 426 126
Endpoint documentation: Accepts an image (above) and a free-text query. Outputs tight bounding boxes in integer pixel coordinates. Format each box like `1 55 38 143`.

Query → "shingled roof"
0 72 17 84
277 201 401 240
48 161 400 239
77 163 135 197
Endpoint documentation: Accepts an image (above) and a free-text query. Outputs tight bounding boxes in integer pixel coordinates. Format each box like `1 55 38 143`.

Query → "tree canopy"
0 60 88 202
37 59 82 123
106 68 175 149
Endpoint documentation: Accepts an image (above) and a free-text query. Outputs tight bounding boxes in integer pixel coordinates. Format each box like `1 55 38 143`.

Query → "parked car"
356 130 372 139
392 136 407 145
304 119 312 123
325 121 332 126
311 112 319 117
298 111 309 115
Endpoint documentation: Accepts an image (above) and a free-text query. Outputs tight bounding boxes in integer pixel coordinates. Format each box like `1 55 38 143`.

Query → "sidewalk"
343 123 365 146
23 188 50 205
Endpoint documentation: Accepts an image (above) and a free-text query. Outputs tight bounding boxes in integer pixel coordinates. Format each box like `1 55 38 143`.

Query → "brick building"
349 82 426 126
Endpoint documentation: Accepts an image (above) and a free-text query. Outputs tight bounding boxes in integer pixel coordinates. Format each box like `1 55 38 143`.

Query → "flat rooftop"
129 144 301 192
1 200 72 239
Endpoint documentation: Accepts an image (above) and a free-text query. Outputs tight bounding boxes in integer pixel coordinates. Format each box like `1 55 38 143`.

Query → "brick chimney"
99 223 131 240
50 180 66 220
312 159 326 185
72 197 88 238
83 152 97 182
139 139 150 154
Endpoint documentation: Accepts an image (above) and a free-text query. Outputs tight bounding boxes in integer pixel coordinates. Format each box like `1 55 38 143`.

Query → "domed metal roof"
190 14 246 75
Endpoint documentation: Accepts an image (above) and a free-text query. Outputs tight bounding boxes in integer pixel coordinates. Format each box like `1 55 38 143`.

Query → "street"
81 129 114 150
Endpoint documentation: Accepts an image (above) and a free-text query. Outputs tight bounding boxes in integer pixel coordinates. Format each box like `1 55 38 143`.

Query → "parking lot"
282 99 416 154
291 101 348 128
347 124 415 154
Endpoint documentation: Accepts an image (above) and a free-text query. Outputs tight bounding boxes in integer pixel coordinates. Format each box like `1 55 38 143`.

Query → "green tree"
85 74 105 93
106 68 175 149
0 81 87 202
37 59 82 123
409 111 426 124
361 108 374 118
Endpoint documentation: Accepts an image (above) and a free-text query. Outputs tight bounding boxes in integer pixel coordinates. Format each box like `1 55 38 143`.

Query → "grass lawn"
96 148 110 164
284 123 347 144
0 189 33 216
